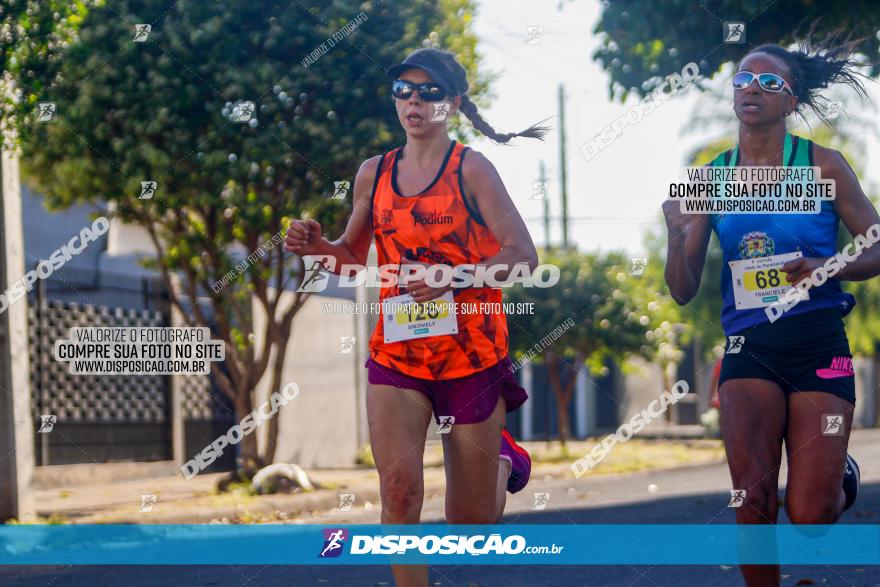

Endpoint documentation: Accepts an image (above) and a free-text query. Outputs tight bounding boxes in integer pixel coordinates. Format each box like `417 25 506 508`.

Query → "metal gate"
27 265 238 471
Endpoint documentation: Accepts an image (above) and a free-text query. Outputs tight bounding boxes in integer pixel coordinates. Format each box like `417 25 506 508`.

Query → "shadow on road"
2 482 878 587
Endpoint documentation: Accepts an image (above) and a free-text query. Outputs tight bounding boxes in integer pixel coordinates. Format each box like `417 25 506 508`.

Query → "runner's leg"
442 396 507 524
367 383 434 587
719 378 787 587
783 392 854 523
496 456 512 522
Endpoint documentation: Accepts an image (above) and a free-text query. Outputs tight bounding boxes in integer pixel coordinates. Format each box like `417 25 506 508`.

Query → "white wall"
618 358 672 433
106 214 154 257
253 290 364 468
854 356 878 428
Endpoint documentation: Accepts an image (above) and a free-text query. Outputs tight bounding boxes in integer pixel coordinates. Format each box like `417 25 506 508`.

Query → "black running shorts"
719 307 856 405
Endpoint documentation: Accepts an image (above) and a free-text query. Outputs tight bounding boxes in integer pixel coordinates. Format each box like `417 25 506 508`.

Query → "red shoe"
500 428 531 493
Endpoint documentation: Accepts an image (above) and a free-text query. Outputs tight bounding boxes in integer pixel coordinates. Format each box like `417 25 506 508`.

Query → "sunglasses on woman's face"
732 71 793 95
392 79 447 102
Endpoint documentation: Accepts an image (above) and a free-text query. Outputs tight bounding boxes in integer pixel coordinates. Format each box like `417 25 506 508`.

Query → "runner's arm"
460 150 539 278
309 155 380 270
662 198 712 305
817 146 880 281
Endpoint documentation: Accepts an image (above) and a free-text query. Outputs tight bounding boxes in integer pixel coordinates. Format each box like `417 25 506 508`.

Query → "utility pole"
558 84 569 249
0 144 36 522
539 160 550 249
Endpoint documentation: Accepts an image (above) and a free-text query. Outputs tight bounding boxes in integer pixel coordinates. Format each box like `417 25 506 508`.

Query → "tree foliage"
0 0 97 147
591 0 880 101
505 248 682 442
12 0 482 465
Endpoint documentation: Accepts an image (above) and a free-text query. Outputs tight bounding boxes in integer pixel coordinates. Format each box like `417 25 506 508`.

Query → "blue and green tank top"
710 133 855 335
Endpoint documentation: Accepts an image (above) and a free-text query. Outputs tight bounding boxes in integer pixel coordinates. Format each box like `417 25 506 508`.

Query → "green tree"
637 240 693 401
646 137 734 360
591 0 880 100
0 0 97 147
505 248 681 444
13 0 483 468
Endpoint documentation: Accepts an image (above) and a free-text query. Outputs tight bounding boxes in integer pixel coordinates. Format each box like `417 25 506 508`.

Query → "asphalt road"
3 430 879 586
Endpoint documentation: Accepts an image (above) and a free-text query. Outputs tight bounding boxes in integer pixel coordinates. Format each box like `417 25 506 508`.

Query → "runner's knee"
785 491 839 525
378 466 424 519
732 484 778 523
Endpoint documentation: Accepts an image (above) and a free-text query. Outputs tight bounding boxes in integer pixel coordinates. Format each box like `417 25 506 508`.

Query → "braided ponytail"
459 95 551 144
389 48 551 143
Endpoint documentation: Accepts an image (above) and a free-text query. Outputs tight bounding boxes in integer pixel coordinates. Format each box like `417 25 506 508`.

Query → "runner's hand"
781 256 829 286
284 219 323 255
662 199 696 237
400 261 451 303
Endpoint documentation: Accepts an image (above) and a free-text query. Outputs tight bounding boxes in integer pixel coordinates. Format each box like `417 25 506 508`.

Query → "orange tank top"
368 140 508 380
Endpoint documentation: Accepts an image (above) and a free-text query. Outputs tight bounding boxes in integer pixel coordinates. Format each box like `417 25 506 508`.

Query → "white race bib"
382 290 459 343
728 251 808 310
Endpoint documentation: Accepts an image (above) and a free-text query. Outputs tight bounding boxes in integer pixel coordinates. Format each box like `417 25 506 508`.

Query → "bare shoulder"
352 154 384 203
356 154 384 185
460 148 497 180
811 142 850 178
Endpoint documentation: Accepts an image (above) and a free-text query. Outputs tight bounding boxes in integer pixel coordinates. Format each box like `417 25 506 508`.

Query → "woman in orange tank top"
285 48 547 587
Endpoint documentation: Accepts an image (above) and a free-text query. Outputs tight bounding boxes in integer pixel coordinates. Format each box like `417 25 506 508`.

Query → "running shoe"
843 453 860 511
500 428 531 494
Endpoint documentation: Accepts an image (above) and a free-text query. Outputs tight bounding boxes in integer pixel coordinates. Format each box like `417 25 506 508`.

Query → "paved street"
3 430 879 586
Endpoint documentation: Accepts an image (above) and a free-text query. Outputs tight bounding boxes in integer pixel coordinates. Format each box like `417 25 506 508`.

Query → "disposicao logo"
319 528 348 558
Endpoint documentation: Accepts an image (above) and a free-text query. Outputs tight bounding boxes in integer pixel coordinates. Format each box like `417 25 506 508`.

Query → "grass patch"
207 480 257 506
577 439 726 476
530 443 572 464
5 513 69 525
356 444 375 468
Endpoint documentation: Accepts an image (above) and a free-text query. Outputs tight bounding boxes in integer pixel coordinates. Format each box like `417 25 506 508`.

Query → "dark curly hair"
746 29 870 123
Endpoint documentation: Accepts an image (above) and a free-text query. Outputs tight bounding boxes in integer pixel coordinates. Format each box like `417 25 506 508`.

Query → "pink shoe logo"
816 356 854 379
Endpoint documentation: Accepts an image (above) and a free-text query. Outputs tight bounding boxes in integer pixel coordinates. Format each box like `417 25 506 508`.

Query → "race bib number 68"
728 251 807 310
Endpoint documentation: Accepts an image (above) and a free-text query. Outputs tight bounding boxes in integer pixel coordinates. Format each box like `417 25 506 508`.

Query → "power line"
524 216 661 224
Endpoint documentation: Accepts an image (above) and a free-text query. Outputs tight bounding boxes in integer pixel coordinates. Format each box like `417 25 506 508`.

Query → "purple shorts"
365 357 528 424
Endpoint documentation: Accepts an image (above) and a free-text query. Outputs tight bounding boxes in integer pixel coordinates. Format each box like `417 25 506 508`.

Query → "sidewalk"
31 438 725 524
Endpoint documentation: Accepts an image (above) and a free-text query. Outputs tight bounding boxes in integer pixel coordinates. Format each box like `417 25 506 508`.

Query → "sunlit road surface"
3 429 878 586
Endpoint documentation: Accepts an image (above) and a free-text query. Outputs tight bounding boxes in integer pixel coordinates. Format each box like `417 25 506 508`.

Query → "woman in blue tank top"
663 38 880 587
